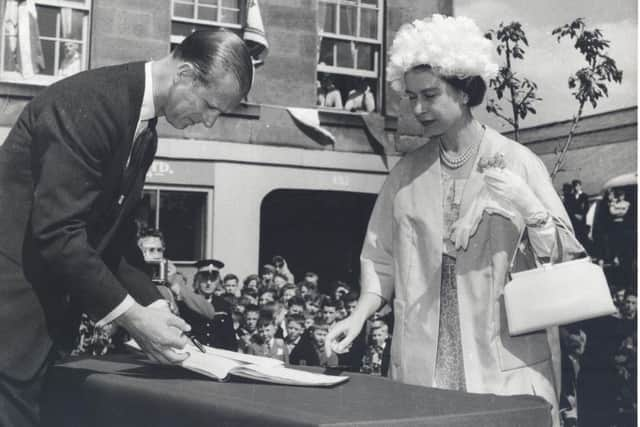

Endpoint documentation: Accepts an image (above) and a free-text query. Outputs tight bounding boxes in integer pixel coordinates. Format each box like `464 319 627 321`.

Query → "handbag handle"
508 218 561 277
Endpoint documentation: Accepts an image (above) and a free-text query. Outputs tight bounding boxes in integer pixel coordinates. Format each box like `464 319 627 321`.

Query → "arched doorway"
259 189 376 294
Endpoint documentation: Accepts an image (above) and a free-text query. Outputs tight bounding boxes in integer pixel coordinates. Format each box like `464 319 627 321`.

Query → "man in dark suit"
176 259 238 352
0 30 253 426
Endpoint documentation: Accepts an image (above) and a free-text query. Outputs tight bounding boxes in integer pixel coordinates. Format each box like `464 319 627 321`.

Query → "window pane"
174 2 195 19
40 39 56 75
318 38 335 66
36 6 58 38
356 42 376 71
336 39 354 68
318 2 336 33
200 0 219 5
221 0 239 8
220 8 239 23
171 21 212 37
359 8 377 39
58 41 83 77
197 5 218 22
64 9 85 40
338 5 356 36
360 0 378 5
3 35 18 72
159 191 207 261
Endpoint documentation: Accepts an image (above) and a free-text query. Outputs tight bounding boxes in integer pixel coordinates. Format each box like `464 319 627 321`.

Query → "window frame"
0 0 91 85
170 0 242 45
142 184 214 265
317 0 384 79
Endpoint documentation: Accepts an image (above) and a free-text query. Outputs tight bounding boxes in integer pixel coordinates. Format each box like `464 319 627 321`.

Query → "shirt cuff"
96 295 134 327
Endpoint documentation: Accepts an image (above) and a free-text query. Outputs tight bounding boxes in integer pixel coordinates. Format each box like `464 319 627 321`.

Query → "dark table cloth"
41 355 552 426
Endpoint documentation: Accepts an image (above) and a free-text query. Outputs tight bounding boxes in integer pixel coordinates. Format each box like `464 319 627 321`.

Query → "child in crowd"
361 322 389 375
243 305 260 340
289 319 337 367
285 314 306 354
248 315 289 364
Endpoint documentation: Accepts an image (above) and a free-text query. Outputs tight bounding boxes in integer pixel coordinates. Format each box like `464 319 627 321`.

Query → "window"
1 0 91 84
140 187 211 263
170 0 242 50
317 0 383 112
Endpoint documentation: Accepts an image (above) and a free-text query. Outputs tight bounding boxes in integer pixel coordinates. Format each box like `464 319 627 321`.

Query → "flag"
287 107 336 146
361 112 391 169
244 0 268 66
16 0 45 77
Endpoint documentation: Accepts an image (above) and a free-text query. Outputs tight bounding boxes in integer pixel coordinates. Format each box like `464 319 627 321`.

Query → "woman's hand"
483 168 545 218
325 315 366 358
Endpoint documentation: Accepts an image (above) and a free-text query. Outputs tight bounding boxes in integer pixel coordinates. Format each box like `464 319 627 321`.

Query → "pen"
184 332 206 354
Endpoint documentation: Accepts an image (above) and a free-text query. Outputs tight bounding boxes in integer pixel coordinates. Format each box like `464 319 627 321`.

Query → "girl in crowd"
326 15 583 426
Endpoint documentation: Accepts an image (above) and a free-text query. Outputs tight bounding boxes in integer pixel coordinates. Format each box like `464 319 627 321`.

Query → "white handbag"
504 233 617 336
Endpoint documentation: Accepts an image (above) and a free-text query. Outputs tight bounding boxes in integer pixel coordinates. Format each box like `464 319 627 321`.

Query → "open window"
316 0 384 113
1 0 91 84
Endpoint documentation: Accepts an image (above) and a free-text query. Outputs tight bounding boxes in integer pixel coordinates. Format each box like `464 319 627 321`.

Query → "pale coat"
360 127 584 426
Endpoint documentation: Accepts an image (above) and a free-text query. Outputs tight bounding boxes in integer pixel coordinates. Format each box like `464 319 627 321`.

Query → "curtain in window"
243 0 268 66
3 0 45 77
58 7 81 76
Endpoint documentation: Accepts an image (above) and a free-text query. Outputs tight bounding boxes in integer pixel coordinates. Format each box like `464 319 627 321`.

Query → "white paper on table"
125 340 349 387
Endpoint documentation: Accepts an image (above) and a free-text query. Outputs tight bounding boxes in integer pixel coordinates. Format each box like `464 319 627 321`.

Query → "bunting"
243 0 268 66
287 107 336 146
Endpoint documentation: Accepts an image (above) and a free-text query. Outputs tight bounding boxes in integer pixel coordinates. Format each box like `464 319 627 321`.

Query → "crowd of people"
72 228 392 377
559 179 636 427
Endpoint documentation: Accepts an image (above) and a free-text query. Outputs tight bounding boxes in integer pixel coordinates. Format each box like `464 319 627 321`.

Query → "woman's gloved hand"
483 168 545 219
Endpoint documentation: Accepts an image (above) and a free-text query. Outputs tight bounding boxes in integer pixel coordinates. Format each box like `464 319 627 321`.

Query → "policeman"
176 259 237 351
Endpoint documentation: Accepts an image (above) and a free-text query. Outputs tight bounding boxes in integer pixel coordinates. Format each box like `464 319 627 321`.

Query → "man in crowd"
0 29 253 426
177 259 237 351
223 273 240 297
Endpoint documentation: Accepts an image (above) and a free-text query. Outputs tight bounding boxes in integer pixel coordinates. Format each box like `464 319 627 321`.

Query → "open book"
126 340 349 387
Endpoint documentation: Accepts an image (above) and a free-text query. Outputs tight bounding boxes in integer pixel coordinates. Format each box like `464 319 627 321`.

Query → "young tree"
485 22 541 142
550 18 623 179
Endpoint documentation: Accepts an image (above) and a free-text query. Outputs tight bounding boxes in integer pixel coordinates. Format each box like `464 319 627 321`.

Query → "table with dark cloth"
41 355 552 426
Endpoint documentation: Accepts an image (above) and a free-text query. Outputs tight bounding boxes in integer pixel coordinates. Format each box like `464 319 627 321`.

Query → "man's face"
244 311 259 332
624 295 637 319
282 288 296 303
322 306 337 324
305 301 319 315
346 300 357 315
288 304 304 316
258 323 276 341
286 321 304 341
313 328 328 347
223 278 238 295
371 328 387 347
261 271 273 283
196 272 220 296
139 236 164 263
273 275 287 288
304 317 314 329
164 66 243 130
259 292 274 306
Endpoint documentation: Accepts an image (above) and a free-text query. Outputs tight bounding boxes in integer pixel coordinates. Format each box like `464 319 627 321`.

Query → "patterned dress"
434 170 467 391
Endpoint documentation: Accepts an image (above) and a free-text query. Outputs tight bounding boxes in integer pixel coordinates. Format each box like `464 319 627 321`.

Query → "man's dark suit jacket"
177 296 238 352
0 62 162 381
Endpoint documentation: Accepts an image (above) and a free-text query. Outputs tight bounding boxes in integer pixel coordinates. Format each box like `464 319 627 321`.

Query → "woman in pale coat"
326 15 584 426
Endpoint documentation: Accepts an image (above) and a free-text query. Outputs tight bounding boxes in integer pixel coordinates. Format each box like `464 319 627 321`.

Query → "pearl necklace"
439 126 485 169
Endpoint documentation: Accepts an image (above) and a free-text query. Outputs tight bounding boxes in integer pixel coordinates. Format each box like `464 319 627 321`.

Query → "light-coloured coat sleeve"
359 167 403 303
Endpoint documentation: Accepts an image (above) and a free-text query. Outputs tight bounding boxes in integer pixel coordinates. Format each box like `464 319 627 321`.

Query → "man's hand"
115 302 190 364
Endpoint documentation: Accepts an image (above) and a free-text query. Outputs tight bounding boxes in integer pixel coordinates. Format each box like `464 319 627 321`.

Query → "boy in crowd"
279 283 299 305
321 299 338 327
362 322 389 375
223 274 240 297
289 319 337 367
243 305 260 341
287 296 306 316
248 315 289 364
284 314 306 354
